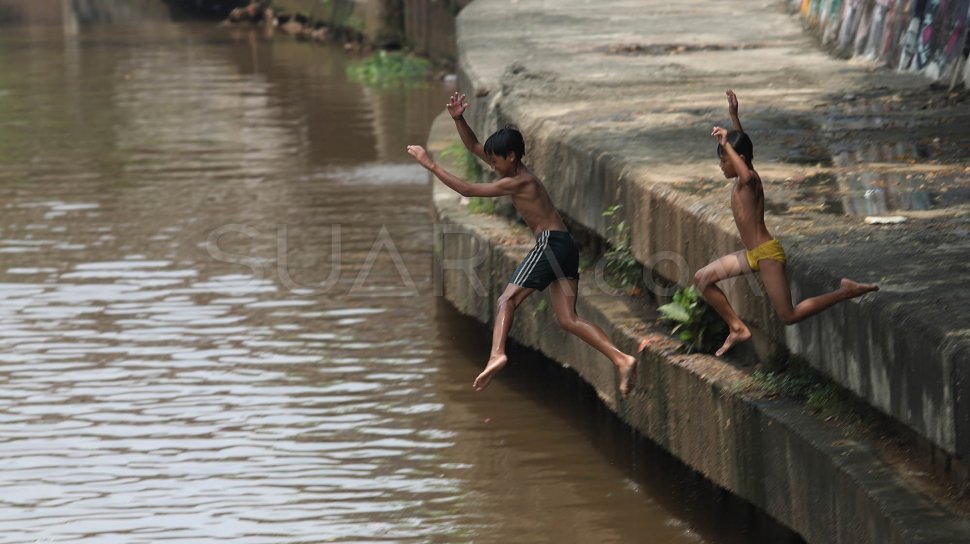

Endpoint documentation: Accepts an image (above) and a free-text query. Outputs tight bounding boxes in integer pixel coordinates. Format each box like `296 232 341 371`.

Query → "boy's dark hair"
484 126 526 160
717 130 754 165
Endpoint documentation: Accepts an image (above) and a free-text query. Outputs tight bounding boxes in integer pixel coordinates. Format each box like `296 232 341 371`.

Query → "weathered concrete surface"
454 0 970 459
427 112 970 544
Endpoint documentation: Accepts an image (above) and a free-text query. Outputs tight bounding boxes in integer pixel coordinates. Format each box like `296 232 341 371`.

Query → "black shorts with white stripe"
509 230 580 291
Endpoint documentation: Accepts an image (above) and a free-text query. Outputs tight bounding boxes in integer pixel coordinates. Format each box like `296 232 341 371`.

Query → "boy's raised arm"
726 89 743 133
447 92 488 163
407 145 516 198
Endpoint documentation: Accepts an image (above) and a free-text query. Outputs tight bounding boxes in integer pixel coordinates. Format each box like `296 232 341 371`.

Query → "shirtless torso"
730 171 773 250
504 168 567 234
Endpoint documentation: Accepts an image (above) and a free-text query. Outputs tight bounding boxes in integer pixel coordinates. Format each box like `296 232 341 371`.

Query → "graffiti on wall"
792 0 970 86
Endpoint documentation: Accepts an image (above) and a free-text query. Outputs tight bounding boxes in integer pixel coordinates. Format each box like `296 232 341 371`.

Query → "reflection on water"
837 171 933 216
831 145 968 216
0 8 785 544
0 0 170 27
822 111 970 216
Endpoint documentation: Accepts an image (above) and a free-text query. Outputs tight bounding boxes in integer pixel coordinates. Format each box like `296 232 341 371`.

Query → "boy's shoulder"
515 168 540 185
500 169 538 190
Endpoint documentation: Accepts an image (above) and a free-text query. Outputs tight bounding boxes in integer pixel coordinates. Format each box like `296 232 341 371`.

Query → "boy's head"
717 130 753 178
484 126 525 176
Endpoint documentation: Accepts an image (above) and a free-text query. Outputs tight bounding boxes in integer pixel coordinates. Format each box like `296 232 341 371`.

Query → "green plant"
347 50 431 86
342 15 364 33
601 205 642 290
657 286 726 354
750 367 853 422
749 367 817 397
441 141 492 214
466 197 496 215
439 141 482 181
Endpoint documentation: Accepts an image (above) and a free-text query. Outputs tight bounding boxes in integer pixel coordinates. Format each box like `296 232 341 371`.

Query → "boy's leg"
693 250 753 356
473 283 534 391
548 278 641 398
758 260 878 325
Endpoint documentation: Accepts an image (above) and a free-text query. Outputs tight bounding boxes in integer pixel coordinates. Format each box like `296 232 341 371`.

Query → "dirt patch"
601 42 773 56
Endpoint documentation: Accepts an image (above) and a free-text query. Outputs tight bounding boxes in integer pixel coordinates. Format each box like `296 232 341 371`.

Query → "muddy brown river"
0 3 800 543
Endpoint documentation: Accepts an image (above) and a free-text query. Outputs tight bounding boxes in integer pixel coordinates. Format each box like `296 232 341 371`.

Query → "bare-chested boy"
407 92 641 397
696 90 879 357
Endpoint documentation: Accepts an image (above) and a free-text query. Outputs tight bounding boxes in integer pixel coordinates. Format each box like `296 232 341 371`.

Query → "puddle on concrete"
828 140 970 216
837 170 969 216
837 171 930 216
773 170 970 217
684 167 967 219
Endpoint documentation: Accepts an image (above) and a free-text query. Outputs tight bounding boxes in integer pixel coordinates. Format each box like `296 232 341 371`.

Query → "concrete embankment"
453 0 970 472
429 0 970 540
427 112 970 544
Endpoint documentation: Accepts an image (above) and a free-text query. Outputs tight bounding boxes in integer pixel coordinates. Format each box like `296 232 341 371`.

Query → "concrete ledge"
454 0 970 459
427 112 970 544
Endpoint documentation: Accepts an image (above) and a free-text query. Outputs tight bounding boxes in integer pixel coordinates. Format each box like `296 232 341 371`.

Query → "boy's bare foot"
473 354 507 392
841 278 879 297
616 354 638 399
715 325 751 357
637 337 653 352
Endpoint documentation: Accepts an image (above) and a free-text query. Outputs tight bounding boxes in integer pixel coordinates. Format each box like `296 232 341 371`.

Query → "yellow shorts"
745 239 787 272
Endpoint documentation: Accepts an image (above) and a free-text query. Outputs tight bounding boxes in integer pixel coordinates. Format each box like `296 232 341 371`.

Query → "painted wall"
790 0 970 86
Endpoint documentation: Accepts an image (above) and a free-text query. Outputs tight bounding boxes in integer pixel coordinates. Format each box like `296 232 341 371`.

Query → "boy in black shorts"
407 92 641 398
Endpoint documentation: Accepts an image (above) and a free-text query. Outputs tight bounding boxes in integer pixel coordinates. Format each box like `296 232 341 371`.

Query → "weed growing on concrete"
466 197 496 214
601 205 642 291
657 285 726 354
440 141 483 182
440 141 494 214
347 50 431 86
750 367 817 397
750 366 865 426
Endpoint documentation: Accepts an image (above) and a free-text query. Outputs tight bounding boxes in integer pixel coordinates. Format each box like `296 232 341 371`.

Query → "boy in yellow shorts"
695 91 879 357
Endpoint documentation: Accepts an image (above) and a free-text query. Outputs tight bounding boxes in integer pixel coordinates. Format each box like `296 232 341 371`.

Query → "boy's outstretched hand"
407 145 435 170
711 126 729 146
447 92 468 120
726 89 739 114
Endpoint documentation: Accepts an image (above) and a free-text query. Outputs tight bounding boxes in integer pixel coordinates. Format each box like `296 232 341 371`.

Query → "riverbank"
432 0 970 541
454 0 970 477
427 110 970 542
213 0 471 66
